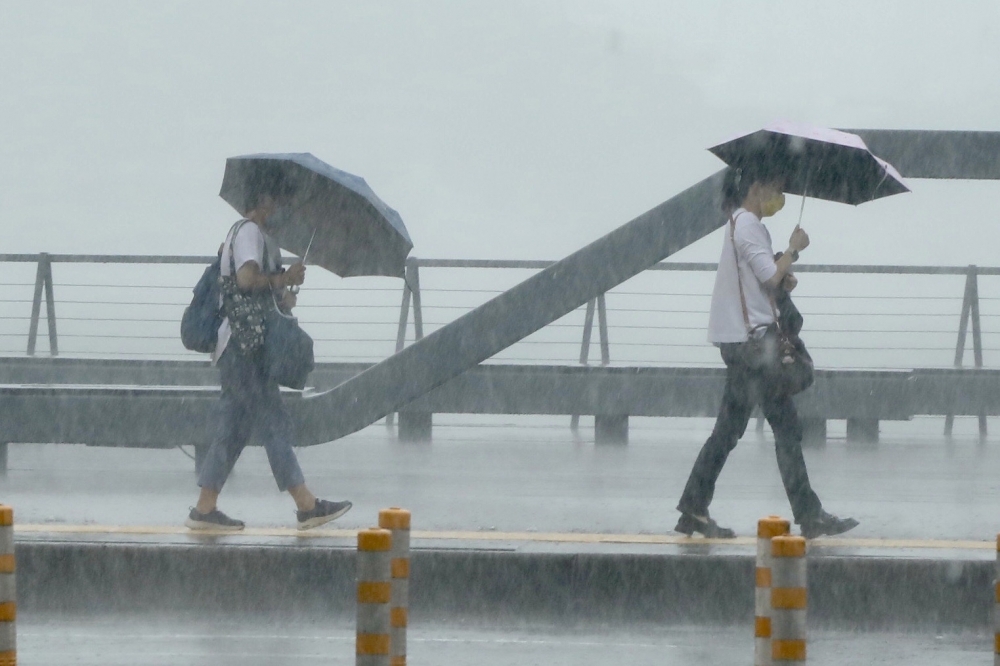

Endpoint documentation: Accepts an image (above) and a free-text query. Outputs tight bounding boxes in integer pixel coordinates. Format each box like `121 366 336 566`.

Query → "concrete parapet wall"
10 541 993 630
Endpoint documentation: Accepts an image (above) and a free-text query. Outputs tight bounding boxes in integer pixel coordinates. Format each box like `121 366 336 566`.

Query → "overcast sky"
1 1 999 267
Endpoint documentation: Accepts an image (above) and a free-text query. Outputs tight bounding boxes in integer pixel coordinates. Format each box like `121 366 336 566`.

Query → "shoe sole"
802 520 859 539
185 518 245 532
674 516 736 539
297 504 352 531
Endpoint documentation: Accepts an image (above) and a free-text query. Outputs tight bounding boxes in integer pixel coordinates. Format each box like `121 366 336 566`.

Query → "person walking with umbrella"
186 164 352 531
674 157 858 539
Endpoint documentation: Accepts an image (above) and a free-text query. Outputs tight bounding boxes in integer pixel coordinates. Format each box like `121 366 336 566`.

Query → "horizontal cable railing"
0 254 989 371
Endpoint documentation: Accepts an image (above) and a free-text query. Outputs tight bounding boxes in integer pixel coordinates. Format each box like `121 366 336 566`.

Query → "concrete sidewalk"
4 418 1000 648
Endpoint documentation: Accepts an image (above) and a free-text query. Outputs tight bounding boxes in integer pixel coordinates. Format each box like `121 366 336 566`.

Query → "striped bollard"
771 535 807 664
995 534 999 666
357 528 392 666
379 508 411 666
0 506 14 666
756 516 790 666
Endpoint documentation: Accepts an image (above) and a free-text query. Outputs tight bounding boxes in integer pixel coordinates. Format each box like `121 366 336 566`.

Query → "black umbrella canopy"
220 153 413 278
709 122 910 205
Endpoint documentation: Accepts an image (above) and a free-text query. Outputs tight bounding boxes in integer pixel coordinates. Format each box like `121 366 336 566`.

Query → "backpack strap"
228 220 271 279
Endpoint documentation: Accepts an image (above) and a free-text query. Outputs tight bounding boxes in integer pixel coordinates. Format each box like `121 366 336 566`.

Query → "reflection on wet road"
16 615 992 666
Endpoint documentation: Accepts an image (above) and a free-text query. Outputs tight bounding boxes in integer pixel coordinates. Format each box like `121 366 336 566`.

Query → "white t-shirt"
707 208 779 344
212 220 283 363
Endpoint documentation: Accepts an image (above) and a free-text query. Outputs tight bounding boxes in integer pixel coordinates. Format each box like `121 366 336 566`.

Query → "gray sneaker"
297 499 352 530
185 508 245 531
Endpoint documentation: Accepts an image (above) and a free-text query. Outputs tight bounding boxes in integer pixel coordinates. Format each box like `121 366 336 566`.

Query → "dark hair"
720 158 787 212
245 163 297 211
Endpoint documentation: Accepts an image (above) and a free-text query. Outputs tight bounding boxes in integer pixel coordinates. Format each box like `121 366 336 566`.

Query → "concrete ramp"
302 130 1000 442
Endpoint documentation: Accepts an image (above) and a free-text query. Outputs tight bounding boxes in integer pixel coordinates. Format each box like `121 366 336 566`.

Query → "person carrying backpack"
185 167 352 531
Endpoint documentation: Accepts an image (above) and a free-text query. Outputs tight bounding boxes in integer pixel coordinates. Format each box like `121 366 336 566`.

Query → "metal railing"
0 254 990 377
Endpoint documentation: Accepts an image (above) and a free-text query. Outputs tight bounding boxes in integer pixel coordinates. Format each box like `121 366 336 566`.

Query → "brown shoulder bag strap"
729 213 752 336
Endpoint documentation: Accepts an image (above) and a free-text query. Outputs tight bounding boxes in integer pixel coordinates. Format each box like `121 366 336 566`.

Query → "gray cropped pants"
198 346 306 493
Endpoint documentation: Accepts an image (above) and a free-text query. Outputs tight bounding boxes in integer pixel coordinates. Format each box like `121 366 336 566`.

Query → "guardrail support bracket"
846 418 879 445
595 414 628 445
398 412 432 442
801 418 827 447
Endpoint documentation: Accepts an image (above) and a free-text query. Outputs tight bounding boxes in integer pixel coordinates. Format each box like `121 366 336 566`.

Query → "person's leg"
248 357 308 499
677 348 755 518
759 387 822 524
195 349 253 510
250 358 353 528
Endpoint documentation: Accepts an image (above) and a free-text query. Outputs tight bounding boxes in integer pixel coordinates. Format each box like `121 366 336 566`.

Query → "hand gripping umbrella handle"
289 230 316 295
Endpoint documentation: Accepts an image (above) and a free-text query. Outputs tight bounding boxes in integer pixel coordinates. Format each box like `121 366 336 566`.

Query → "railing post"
26 254 44 356
571 299 597 432
946 266 983 437
386 265 414 428
409 262 423 341
578 299 597 366
26 252 57 357
44 254 58 356
597 293 610 366
396 261 428 441
969 266 986 438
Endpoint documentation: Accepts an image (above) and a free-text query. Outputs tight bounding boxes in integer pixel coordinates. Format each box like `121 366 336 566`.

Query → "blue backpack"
180 255 223 353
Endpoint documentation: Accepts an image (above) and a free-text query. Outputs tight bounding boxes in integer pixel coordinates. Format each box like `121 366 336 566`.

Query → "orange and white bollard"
357 528 392 666
995 534 999 666
378 508 410 666
771 535 807 664
0 506 14 666
756 516 790 666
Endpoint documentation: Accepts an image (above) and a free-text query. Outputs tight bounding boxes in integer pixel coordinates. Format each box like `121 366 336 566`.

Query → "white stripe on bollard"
379 508 411 666
771 536 807 664
756 516 790 666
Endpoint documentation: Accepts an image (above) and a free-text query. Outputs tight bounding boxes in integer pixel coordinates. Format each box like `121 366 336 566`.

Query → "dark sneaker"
185 508 245 531
800 510 859 539
297 499 352 530
674 512 736 539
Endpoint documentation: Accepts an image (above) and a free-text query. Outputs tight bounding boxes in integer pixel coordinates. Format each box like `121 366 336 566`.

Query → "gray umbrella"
220 153 413 278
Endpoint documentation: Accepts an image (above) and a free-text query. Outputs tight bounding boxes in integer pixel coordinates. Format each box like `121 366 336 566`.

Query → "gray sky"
1 1 999 266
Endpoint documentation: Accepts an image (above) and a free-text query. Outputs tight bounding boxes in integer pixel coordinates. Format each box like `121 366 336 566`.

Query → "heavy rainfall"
1 2 1000 664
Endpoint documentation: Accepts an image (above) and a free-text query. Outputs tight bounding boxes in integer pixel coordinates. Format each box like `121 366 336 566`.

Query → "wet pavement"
14 614 991 665
2 414 999 544
5 417 1000 664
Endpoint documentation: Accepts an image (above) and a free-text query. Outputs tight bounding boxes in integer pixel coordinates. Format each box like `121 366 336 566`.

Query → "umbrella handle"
287 230 315 296
795 168 811 228
870 165 891 201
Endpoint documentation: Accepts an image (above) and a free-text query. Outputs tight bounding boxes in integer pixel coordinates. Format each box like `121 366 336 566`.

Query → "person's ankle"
195 504 216 514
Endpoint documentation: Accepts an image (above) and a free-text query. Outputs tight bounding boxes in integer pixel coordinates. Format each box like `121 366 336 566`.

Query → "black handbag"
265 298 315 390
730 214 814 396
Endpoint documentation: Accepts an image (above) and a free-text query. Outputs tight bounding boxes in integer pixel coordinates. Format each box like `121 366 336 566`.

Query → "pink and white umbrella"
709 120 910 205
